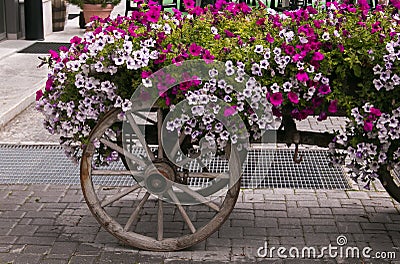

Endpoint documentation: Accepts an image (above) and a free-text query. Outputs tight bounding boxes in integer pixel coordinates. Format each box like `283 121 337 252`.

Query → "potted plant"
67 0 122 25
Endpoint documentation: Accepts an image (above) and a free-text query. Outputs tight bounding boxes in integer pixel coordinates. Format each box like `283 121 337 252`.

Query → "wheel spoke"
169 133 186 160
126 112 156 161
168 190 196 234
157 109 164 159
100 138 147 167
101 185 142 207
124 192 151 232
175 184 220 212
157 199 163 241
134 111 157 125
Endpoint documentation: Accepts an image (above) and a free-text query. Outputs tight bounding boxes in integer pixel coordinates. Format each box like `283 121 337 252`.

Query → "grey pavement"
0 2 400 264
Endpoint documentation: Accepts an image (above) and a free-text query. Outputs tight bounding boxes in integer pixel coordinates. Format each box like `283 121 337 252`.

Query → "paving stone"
68 255 98 264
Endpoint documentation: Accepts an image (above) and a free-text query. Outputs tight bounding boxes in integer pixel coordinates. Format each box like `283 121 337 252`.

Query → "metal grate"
0 144 350 189
18 42 71 54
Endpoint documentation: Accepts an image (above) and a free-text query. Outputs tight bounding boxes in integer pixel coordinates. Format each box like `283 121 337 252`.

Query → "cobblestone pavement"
0 184 399 263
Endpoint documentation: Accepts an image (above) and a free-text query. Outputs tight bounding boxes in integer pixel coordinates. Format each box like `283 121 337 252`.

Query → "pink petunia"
224 30 235 38
183 0 195 9
45 78 54 91
269 92 283 107
287 92 299 104
146 6 161 23
266 33 274 43
312 52 324 61
189 43 202 56
328 100 338 113
141 71 152 78
224 105 237 117
296 71 309 82
49 50 59 60
36 90 43 101
370 107 382 117
202 50 215 64
70 36 82 45
363 121 374 132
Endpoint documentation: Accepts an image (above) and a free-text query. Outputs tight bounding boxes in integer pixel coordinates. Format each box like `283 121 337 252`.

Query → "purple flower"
317 111 327 121
269 92 283 107
224 30 235 38
287 92 299 104
328 100 338 113
266 33 274 43
202 50 215 64
364 121 374 132
296 71 309 82
146 6 161 23
36 90 43 101
189 43 202 56
183 0 195 9
224 105 237 117
312 52 324 61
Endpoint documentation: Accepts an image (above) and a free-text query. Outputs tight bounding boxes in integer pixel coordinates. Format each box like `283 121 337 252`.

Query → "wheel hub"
144 160 176 194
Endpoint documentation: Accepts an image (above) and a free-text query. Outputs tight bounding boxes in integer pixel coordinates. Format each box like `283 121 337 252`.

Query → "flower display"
36 0 400 187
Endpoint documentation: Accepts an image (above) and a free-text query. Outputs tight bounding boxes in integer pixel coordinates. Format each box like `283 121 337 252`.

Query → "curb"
0 78 46 130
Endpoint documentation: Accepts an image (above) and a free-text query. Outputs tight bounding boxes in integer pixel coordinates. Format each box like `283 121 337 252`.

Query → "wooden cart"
79 107 400 251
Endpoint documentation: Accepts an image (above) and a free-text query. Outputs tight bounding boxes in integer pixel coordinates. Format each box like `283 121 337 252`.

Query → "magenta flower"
183 0 195 9
317 111 327 121
49 50 59 60
370 107 382 117
215 0 227 9
318 85 331 95
328 100 338 113
224 30 235 38
36 90 43 101
202 50 215 64
45 78 54 91
224 105 237 117
189 43 202 57
363 121 373 132
266 33 274 43
287 92 299 104
70 36 82 45
312 52 324 61
256 18 266 26
146 6 161 23
338 44 344 53
296 71 309 82
141 71 152 78
358 0 370 10
269 92 283 107
214 34 221 40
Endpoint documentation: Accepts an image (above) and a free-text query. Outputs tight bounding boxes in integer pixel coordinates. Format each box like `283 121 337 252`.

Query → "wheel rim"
379 167 400 204
80 109 242 251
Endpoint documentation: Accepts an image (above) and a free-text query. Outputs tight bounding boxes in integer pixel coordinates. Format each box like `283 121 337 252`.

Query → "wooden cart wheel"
379 167 400 204
80 109 241 251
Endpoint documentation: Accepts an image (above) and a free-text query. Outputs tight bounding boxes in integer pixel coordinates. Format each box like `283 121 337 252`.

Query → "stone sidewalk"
0 183 399 263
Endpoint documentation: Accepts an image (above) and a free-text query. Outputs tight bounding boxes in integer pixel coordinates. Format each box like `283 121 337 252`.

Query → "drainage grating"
18 42 71 54
0 144 350 189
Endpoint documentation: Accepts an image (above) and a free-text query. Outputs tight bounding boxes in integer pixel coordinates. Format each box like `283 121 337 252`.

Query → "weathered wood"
157 199 163 241
124 192 151 232
91 170 139 176
80 108 241 251
168 190 197 234
175 184 220 212
101 185 141 207
100 138 147 167
126 112 156 161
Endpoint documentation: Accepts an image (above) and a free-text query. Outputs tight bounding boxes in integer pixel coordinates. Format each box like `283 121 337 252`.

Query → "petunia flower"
296 71 309 82
269 92 283 107
36 90 43 101
189 43 202 57
328 100 338 113
287 92 299 104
